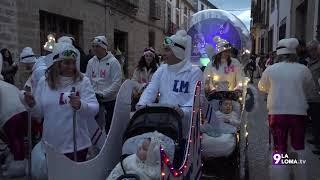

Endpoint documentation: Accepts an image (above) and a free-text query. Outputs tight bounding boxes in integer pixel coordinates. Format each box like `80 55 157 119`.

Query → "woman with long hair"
0 48 18 85
203 36 243 95
23 42 99 163
131 48 159 110
132 48 158 91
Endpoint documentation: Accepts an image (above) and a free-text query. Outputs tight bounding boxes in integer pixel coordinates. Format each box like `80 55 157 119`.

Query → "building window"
271 0 275 12
149 31 155 48
268 27 273 52
201 4 204 10
39 10 83 55
114 30 128 78
279 17 286 40
176 11 180 26
176 0 180 8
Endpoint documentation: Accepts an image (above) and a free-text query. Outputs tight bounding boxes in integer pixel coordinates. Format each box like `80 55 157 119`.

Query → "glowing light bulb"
239 97 243 101
213 75 219 81
161 172 166 176
238 82 243 87
245 132 248 137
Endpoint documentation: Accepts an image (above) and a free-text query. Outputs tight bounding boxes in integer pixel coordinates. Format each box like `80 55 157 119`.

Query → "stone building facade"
0 0 165 78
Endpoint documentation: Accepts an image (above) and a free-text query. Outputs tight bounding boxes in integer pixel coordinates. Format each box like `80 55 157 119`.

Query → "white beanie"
20 47 36 64
92 36 108 50
58 36 74 45
47 42 79 68
165 30 191 60
276 38 299 55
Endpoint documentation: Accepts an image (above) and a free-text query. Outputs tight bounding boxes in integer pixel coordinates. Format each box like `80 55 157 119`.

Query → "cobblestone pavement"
247 84 320 180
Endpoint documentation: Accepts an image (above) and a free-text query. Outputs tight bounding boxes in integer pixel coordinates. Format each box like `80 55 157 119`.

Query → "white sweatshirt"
0 80 26 128
258 62 315 115
86 53 122 102
137 60 203 107
203 58 243 90
31 76 99 153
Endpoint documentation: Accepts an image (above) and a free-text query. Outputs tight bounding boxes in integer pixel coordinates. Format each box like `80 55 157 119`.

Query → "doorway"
114 30 128 78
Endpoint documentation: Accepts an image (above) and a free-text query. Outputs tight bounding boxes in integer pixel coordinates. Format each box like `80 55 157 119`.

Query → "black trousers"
103 100 116 134
308 102 320 142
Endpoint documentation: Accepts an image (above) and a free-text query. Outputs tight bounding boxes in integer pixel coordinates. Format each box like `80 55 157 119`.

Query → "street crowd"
0 29 319 180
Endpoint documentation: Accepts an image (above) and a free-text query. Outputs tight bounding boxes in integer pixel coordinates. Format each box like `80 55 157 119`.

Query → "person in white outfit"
137 30 203 131
0 80 28 177
258 38 315 180
203 36 243 95
86 36 122 133
16 47 37 90
23 42 99 162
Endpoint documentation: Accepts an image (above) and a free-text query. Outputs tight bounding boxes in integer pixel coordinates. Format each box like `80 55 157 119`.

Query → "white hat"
276 38 299 55
58 36 74 45
164 30 191 60
213 36 232 54
48 42 79 67
92 36 108 50
20 47 36 64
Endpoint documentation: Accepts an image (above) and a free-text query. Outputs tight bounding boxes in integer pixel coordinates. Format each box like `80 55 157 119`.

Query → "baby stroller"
201 90 250 180
118 81 203 180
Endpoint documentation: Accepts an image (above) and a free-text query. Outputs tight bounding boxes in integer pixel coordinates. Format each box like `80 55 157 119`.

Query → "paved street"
246 82 320 180
1 84 320 180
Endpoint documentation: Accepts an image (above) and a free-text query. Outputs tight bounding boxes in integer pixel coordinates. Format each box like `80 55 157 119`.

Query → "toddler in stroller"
107 131 174 180
107 105 182 180
201 96 241 158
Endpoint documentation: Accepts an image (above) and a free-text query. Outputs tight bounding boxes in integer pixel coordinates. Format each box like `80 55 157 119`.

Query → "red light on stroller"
174 172 179 176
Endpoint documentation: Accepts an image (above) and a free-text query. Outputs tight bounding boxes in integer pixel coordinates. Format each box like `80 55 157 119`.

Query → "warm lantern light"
43 34 56 52
161 172 166 176
213 75 219 81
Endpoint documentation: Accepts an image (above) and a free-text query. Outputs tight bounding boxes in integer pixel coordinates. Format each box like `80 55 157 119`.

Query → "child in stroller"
201 96 241 158
107 104 183 180
106 131 174 180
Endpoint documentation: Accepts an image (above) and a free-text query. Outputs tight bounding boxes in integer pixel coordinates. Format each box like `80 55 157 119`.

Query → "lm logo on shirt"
173 80 189 93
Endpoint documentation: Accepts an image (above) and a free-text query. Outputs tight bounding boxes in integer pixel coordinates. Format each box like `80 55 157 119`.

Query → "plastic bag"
31 142 48 180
